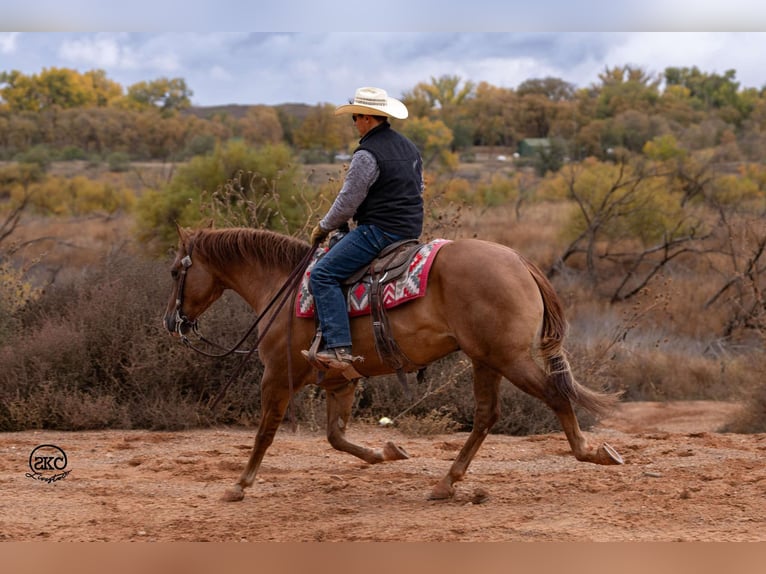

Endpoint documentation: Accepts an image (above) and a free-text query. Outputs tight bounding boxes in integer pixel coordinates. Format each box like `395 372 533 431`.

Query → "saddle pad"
296 238 451 318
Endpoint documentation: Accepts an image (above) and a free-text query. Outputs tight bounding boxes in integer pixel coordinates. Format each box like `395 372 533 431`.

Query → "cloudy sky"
3 3 766 108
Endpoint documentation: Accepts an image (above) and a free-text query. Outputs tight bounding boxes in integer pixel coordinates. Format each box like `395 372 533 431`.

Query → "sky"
2 2 766 108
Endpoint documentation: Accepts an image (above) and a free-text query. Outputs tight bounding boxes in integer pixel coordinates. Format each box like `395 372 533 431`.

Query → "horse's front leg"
325 380 409 464
222 377 291 502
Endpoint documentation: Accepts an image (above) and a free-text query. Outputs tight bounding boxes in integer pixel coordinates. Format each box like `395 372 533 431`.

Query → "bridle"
172 240 257 357
171 246 199 338
171 235 320 411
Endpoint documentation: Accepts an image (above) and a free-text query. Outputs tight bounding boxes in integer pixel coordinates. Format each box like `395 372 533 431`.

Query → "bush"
17 175 135 216
723 381 766 433
134 140 307 255
0 260 39 346
60 146 88 161
0 251 264 431
107 151 131 172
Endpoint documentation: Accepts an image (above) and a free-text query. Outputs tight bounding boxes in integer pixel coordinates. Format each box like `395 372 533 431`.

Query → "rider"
306 86 424 370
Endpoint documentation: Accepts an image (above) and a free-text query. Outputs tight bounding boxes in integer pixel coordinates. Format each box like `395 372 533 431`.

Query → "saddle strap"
369 269 419 397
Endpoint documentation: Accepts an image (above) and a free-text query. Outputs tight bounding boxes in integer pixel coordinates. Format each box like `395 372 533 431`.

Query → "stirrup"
301 347 363 380
315 347 359 368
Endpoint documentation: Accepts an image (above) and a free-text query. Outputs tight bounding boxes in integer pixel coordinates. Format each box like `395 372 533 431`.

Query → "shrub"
107 151 131 172
0 260 39 346
0 251 264 431
134 140 306 255
60 146 88 161
16 175 135 216
723 381 766 433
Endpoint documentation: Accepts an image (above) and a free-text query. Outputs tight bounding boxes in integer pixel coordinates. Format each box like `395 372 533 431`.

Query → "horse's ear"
175 222 189 244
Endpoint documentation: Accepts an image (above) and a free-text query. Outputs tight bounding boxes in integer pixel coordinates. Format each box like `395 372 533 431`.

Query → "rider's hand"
310 224 329 245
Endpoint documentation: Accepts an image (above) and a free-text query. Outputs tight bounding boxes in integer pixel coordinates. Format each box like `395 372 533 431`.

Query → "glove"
310 224 329 245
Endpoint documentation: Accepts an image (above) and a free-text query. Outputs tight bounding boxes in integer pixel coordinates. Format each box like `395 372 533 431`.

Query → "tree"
123 77 192 116
663 66 755 127
403 75 475 150
594 65 661 118
238 105 284 147
399 116 455 171
0 68 122 112
292 103 354 157
517 77 575 102
467 82 518 147
549 156 709 302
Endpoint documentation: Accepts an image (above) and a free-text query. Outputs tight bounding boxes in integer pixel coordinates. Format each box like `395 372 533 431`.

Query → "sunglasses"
352 114 364 123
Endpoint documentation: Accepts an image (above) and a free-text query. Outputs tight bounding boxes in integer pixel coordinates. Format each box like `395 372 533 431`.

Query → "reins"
174 234 319 413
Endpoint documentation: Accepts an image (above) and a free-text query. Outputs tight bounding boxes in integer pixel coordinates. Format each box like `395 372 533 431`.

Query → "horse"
162 226 623 502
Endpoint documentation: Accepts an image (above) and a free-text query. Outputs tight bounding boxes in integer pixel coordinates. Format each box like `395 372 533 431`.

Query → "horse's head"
162 225 224 337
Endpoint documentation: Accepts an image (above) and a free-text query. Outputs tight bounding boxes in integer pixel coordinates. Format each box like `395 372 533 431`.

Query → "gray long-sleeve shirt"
319 150 379 232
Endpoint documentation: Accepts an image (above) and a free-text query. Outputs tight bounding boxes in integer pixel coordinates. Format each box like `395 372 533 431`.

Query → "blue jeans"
309 224 406 349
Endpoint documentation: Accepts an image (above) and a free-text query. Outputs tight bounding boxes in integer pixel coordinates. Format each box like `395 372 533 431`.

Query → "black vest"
353 123 423 238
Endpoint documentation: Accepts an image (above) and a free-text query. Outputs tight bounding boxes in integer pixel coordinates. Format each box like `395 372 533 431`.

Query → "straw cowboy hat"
334 86 409 119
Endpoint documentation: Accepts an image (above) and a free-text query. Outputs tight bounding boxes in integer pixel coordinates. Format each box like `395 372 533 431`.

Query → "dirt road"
1 401 764 542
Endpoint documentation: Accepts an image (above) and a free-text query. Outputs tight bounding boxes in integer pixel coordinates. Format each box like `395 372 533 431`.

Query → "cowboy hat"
334 86 408 119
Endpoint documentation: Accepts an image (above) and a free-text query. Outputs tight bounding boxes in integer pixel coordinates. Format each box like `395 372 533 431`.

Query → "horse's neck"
217 259 290 313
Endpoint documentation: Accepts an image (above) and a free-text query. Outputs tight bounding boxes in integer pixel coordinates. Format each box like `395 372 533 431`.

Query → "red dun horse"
163 227 623 502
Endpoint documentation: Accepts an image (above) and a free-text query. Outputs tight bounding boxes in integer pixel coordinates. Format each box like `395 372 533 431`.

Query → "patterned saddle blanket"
296 239 451 318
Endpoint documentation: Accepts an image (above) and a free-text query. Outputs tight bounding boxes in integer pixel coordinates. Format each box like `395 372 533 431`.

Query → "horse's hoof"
222 485 245 502
383 441 410 461
596 442 624 465
428 482 455 500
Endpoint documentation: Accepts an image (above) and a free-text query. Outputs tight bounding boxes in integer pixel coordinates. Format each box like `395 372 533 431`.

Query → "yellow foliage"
11 176 135 216
441 177 473 204
643 134 686 161
549 159 692 246
712 173 762 206
477 172 519 206
0 260 39 314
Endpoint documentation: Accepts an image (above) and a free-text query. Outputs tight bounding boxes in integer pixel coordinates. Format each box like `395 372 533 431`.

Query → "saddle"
342 239 420 286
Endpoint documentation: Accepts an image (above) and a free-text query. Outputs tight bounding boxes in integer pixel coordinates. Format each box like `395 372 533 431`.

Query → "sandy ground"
1 400 764 542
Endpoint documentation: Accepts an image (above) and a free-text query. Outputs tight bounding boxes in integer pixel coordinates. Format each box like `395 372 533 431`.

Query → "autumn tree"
292 103 354 159
237 105 284 147
547 156 709 302
122 77 192 116
0 68 122 112
467 82 518 148
403 75 475 149
399 116 456 171
664 67 749 118
594 65 661 118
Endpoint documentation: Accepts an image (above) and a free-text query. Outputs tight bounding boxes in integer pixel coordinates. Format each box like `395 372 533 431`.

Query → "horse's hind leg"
325 380 409 464
545 389 623 465
429 361 501 500
510 358 623 466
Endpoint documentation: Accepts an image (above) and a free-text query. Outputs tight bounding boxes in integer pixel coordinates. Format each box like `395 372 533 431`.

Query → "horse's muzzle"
163 311 196 337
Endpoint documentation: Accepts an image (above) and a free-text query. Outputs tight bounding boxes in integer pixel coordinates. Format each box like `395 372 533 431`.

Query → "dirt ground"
1 400 764 542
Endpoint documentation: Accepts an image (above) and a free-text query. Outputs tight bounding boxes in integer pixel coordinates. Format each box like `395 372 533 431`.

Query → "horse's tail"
520 254 619 417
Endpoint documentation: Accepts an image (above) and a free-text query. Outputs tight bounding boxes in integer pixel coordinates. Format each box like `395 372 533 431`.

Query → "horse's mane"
191 227 311 272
